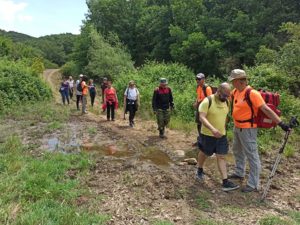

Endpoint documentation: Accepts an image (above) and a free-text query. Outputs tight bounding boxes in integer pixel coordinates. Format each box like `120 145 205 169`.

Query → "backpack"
203 84 218 97
77 81 83 92
232 88 281 128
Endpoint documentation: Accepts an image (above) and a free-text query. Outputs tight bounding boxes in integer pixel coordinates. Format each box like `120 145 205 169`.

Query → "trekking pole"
261 117 299 201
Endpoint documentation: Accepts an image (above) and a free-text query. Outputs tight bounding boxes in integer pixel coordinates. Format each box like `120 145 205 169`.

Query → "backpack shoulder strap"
207 96 212 109
244 88 255 127
230 89 237 115
202 84 208 97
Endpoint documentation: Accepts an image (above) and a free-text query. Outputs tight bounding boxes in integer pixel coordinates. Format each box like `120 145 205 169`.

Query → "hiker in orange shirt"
228 69 290 192
193 73 212 146
81 75 88 114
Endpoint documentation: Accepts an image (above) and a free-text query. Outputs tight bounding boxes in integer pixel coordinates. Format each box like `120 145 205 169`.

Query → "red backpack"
233 88 281 128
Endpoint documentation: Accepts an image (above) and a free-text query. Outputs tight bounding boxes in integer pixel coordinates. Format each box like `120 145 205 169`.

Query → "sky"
0 0 88 37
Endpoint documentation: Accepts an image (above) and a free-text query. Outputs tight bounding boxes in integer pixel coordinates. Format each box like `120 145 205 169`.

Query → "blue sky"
0 0 88 37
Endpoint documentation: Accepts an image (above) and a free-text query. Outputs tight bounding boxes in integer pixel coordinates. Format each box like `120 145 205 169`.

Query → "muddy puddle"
46 137 173 167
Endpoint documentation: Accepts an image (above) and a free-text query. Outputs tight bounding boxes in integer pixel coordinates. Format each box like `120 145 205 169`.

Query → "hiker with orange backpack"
194 73 213 145
228 69 290 193
196 83 239 192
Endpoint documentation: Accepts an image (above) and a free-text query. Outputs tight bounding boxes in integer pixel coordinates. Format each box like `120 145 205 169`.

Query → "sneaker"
241 185 257 193
228 173 244 180
196 170 205 181
222 180 239 192
129 122 133 127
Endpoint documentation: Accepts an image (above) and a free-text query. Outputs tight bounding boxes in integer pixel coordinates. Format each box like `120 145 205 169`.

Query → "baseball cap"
196 73 205 79
79 74 83 78
228 69 247 81
160 78 168 84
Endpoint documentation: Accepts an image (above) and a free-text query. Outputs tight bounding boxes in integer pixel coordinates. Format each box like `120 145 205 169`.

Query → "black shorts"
200 134 228 156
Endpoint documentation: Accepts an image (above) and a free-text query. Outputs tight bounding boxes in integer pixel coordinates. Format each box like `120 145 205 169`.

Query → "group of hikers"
59 74 140 127
60 69 292 193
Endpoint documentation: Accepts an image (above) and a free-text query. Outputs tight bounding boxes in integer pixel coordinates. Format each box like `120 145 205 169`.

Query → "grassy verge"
0 102 109 225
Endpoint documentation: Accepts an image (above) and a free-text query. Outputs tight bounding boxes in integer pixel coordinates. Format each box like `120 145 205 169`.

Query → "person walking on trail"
152 78 174 138
101 77 108 103
75 74 83 111
193 73 213 146
81 75 88 114
104 81 118 121
228 69 290 193
68 76 74 100
196 83 239 192
124 80 140 127
59 77 70 105
88 79 97 107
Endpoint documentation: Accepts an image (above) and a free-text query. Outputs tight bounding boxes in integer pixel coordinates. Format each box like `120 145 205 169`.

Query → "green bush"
0 59 51 111
61 60 79 76
114 61 196 122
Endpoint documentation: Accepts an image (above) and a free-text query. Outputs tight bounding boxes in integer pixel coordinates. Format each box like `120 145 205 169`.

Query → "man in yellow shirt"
196 83 239 191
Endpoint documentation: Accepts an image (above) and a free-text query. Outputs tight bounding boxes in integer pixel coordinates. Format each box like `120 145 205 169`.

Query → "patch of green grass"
195 192 211 210
47 121 63 131
153 220 174 225
220 205 246 215
168 116 194 133
196 218 235 225
1 101 70 123
0 135 109 225
288 210 300 224
259 215 294 225
283 144 295 158
88 127 97 136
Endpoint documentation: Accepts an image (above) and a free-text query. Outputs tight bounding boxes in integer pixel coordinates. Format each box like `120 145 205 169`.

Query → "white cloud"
0 0 32 30
18 14 33 22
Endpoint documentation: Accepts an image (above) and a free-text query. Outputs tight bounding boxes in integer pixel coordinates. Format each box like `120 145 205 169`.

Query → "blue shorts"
200 134 228 156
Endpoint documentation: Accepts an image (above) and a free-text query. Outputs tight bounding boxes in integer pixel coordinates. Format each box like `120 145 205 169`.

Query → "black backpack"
203 84 218 97
77 81 83 92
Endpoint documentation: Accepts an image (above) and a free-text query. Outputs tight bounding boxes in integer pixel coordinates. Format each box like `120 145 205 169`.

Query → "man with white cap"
75 74 83 110
229 69 290 192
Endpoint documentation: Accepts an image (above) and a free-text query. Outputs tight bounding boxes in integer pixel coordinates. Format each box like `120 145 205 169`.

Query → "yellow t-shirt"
198 95 229 137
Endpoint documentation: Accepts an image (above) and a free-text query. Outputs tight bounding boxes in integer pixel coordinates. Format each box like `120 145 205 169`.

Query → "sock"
222 178 228 185
197 168 203 173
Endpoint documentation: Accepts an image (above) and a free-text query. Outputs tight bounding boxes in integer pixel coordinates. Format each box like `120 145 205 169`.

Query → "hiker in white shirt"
124 80 140 127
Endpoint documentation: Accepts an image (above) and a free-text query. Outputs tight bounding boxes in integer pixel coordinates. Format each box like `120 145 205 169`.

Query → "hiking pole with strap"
261 117 299 201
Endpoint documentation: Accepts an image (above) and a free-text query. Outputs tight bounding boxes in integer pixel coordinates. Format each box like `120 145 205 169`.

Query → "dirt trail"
42 70 300 225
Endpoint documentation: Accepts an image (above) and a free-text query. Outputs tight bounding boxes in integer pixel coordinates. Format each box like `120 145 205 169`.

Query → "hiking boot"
159 129 165 138
196 169 205 181
241 185 257 193
222 180 239 192
228 173 244 180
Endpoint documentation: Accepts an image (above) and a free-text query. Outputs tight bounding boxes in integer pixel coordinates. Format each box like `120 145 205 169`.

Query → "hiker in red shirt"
104 81 118 121
228 69 290 192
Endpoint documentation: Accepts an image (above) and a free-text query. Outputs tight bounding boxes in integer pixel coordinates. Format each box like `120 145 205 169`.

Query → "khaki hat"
228 69 247 81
